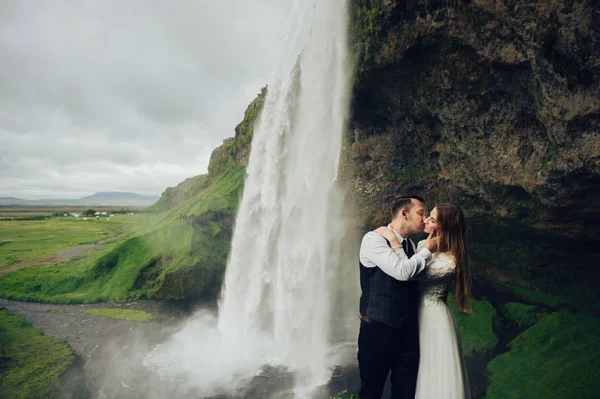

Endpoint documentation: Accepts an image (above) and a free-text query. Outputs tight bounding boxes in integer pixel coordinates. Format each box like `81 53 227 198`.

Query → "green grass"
82 308 153 321
0 220 192 303
0 308 74 399
485 311 600 399
0 216 132 268
448 294 499 356
502 302 543 328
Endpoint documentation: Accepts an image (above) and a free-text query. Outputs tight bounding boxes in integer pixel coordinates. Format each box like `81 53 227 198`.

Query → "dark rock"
344 0 600 303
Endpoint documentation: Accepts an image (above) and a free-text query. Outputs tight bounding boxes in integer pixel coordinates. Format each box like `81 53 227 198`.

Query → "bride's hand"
375 226 402 251
375 226 396 242
425 229 438 252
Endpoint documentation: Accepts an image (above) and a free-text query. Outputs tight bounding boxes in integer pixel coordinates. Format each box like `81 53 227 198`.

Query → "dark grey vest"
359 240 419 329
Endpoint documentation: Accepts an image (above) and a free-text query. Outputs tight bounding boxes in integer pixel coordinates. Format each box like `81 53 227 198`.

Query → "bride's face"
424 207 439 234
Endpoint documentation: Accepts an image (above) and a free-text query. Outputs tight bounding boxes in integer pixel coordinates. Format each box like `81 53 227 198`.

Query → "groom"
357 194 434 398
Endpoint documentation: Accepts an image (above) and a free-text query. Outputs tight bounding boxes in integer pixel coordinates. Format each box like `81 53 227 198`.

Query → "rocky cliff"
139 87 267 300
343 0 600 304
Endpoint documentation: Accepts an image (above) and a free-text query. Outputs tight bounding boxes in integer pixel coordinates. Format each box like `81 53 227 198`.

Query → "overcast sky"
0 0 292 199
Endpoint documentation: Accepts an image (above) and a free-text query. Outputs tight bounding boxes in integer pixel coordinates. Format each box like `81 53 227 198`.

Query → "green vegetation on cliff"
349 0 385 76
449 294 499 357
501 302 542 329
0 308 74 399
485 311 600 399
150 174 209 212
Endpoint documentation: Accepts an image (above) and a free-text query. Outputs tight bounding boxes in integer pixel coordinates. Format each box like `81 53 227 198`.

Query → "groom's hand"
425 229 438 252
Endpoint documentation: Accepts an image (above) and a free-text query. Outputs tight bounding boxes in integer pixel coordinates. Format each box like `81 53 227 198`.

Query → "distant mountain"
81 192 159 202
0 197 27 206
0 192 159 207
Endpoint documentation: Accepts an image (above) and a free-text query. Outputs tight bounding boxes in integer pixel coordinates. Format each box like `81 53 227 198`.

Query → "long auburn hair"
435 203 471 313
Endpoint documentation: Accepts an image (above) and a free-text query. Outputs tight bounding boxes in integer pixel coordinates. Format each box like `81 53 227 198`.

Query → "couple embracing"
358 194 471 399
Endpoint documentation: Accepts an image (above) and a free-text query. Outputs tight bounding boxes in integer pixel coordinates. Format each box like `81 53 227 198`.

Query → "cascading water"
142 1 352 397
218 0 350 390
217 0 351 390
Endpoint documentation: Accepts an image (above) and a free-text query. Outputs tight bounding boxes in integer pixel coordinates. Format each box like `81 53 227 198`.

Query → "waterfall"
142 1 352 397
218 0 350 390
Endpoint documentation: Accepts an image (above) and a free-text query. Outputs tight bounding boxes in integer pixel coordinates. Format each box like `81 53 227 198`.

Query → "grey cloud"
0 0 292 198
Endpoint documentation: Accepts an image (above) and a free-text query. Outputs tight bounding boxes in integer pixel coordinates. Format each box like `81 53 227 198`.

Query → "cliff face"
344 0 600 302
146 88 266 300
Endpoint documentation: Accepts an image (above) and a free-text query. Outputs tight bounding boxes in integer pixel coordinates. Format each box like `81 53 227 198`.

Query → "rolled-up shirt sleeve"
359 231 431 281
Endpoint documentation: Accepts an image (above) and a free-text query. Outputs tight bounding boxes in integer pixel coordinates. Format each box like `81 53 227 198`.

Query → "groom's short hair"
391 194 424 218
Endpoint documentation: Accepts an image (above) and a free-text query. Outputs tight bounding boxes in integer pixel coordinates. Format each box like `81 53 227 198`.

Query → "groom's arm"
359 232 432 281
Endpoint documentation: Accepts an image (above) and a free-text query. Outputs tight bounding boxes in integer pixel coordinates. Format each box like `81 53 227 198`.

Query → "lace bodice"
415 240 456 306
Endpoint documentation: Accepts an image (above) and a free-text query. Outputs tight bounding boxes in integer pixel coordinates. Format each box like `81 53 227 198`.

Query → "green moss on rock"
501 302 542 329
485 311 600 399
449 294 499 357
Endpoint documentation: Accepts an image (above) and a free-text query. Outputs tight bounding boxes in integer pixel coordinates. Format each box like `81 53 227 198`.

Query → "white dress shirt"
359 229 432 281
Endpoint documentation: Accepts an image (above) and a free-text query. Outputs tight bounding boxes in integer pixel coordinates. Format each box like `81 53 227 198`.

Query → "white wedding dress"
414 240 471 399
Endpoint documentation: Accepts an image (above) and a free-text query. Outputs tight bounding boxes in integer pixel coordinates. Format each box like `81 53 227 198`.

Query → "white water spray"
144 1 351 397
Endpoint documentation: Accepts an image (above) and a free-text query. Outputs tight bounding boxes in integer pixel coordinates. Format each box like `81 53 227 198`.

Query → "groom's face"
406 199 426 234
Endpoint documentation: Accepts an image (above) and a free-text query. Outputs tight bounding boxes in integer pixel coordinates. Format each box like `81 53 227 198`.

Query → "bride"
376 203 471 399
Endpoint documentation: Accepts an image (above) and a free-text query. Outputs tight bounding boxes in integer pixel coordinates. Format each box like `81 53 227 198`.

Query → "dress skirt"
415 302 471 399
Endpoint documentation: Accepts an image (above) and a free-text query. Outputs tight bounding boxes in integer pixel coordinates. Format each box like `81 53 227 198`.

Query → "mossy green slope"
150 174 210 212
0 308 74 399
485 311 600 399
448 294 499 357
500 302 543 329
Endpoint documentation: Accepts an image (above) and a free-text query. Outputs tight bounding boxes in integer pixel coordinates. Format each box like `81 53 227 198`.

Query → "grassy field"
0 307 74 399
0 216 128 268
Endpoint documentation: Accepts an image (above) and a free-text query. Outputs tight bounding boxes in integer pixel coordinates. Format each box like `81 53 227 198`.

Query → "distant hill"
0 197 27 206
0 197 28 206
0 192 159 207
81 192 159 203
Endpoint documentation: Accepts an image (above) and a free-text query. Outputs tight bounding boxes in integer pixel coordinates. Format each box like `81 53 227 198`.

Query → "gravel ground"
0 299 198 398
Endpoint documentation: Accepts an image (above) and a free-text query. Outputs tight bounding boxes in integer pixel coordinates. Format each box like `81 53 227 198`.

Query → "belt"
359 314 375 323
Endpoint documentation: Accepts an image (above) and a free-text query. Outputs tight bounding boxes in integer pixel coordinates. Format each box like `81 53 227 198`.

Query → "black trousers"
357 319 419 399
